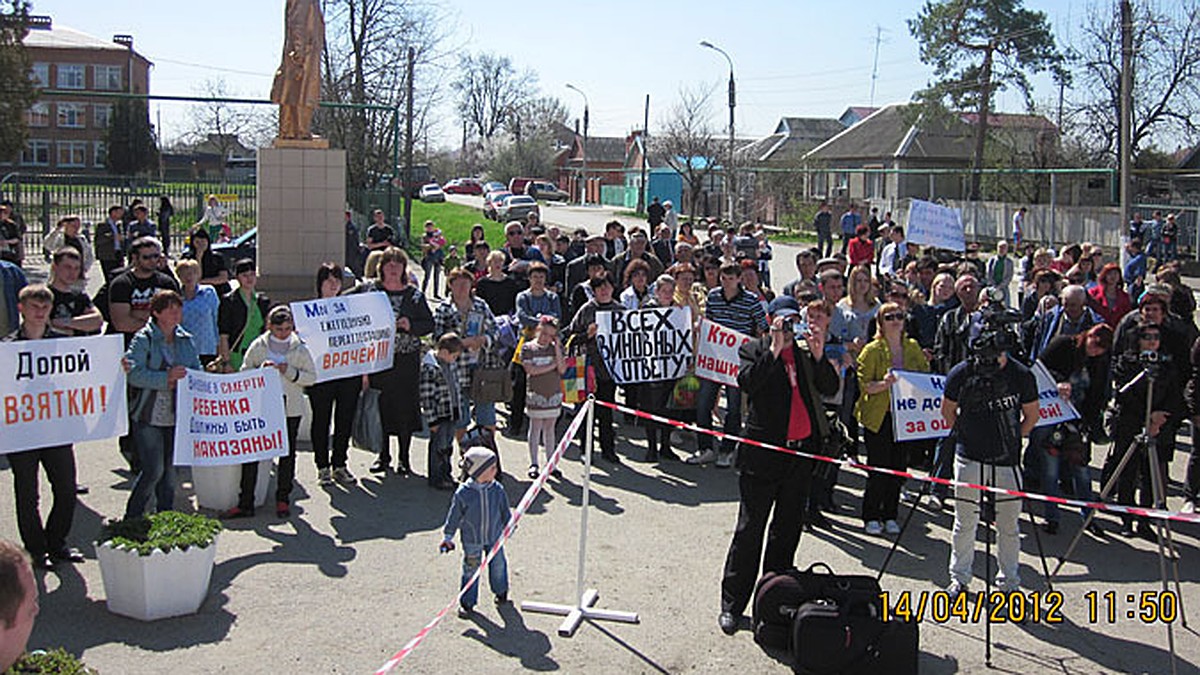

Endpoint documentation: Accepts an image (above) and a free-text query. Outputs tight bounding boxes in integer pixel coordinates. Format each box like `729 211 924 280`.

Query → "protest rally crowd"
1 197 1198 635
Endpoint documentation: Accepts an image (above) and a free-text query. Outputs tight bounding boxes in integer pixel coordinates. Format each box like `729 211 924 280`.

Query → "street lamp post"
700 40 735 223
566 83 589 207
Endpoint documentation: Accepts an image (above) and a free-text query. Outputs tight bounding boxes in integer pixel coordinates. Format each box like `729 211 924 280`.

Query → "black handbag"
790 600 885 675
752 563 883 652
470 366 513 403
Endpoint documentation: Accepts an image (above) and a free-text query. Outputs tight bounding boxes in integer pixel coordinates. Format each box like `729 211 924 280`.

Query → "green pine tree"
0 2 38 163
105 98 158 175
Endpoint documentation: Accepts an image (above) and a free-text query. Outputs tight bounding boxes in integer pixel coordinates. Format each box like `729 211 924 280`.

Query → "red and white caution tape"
592 399 1200 526
374 400 593 674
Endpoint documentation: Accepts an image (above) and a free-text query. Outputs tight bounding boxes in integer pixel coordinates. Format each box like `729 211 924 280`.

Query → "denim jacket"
126 321 202 421
442 479 510 550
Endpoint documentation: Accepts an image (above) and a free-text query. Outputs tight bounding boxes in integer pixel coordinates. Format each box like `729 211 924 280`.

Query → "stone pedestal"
256 146 346 303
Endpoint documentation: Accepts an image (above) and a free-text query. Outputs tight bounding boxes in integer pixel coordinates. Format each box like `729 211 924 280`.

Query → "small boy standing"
440 446 512 618
420 333 463 490
443 245 461 275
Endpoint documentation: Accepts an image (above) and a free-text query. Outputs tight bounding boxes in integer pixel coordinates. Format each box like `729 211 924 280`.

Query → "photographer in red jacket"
718 295 839 635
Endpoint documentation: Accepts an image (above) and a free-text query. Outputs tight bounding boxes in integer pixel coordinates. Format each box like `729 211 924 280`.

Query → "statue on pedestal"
271 0 324 141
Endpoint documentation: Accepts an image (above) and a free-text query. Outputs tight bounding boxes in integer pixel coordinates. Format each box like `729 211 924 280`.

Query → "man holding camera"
718 296 839 634
941 330 1039 597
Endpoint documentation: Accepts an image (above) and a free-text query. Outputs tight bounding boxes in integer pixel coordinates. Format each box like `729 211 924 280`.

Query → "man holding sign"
3 286 83 569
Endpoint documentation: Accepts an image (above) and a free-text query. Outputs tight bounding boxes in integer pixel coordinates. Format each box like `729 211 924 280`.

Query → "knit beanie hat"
461 446 497 480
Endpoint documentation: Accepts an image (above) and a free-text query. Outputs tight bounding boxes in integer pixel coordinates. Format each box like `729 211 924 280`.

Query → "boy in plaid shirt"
420 333 463 490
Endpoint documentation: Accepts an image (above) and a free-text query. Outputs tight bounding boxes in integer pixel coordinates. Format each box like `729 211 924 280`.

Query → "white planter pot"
191 461 272 512
96 536 218 621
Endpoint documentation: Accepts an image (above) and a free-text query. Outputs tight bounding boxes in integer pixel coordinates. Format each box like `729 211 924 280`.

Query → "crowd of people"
1 201 1198 634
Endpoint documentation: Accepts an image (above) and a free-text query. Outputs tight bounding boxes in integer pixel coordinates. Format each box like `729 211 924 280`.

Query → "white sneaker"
686 449 718 465
946 581 968 599
1182 500 1196 514
715 452 733 468
929 494 944 511
332 467 356 485
317 468 334 486
865 520 884 535
884 519 901 535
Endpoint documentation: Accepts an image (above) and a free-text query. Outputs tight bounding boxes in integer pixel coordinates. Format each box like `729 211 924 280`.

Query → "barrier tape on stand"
593 399 1200 526
374 400 593 674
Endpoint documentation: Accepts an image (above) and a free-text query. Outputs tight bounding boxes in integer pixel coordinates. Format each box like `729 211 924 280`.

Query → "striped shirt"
705 286 767 336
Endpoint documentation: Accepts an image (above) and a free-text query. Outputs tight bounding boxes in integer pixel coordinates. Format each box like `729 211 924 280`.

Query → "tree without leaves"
183 78 263 185
453 52 535 142
908 0 1060 200
486 95 569 183
658 85 719 220
0 1 37 163
105 98 158 175
317 0 450 189
1067 2 1200 166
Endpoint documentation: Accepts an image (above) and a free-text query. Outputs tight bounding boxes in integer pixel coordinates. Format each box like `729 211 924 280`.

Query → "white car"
419 183 446 203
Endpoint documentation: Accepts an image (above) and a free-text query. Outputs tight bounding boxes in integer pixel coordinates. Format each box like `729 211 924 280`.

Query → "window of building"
21 140 50 166
56 103 86 129
57 141 88 167
94 141 107 168
56 64 85 89
31 63 49 87
93 65 122 91
26 103 49 128
94 104 112 129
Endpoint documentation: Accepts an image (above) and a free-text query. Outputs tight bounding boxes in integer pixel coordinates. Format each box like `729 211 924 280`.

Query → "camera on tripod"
1137 349 1169 378
968 296 1024 365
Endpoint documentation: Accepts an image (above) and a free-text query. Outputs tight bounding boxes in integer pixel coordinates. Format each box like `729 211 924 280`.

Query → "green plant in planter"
3 648 95 674
96 511 221 556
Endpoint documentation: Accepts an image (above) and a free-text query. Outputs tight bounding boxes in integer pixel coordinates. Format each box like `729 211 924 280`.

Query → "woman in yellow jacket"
855 301 929 535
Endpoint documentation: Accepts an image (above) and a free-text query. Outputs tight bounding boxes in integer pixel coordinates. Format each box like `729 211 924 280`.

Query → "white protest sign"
889 362 1079 441
0 335 127 454
695 318 753 386
174 368 289 466
596 306 693 384
906 199 965 252
290 292 394 382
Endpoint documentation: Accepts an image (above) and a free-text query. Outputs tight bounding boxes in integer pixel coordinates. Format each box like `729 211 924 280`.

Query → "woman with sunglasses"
854 301 929 536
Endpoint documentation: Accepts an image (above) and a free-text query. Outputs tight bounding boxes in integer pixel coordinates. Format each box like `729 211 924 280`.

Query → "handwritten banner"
695 319 753 386
174 368 288 466
1 335 127 454
889 362 1079 441
290 292 394 382
596 307 693 384
906 199 965 252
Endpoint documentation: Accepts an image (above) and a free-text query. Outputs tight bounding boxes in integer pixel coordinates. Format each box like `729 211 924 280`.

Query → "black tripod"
1050 365 1188 675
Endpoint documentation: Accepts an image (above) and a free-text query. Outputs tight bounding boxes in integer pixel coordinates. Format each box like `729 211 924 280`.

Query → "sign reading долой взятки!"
1 335 127 454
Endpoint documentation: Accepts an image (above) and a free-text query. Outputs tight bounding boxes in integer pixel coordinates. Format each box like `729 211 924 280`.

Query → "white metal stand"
521 397 640 636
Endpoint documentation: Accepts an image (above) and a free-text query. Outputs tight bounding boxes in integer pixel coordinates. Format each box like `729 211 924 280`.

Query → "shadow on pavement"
461 602 558 671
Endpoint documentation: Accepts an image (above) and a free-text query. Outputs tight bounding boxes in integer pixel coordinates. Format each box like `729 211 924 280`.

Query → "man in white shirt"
877 226 908 278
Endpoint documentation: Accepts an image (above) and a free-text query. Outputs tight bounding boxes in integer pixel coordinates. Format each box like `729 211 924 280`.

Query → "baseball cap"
767 295 801 318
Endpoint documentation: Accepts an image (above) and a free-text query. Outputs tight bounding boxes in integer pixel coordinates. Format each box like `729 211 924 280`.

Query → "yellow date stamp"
879 590 1180 625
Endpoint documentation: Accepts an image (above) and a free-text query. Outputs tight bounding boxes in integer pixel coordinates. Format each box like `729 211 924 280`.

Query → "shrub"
3 648 95 674
96 511 221 556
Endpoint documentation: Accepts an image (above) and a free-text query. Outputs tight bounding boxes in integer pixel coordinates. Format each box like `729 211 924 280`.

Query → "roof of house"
570 136 628 164
24 22 151 63
741 117 846 163
805 104 974 162
958 112 1057 131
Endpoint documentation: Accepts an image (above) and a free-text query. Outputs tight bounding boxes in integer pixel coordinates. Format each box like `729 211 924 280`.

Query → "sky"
32 0 1086 151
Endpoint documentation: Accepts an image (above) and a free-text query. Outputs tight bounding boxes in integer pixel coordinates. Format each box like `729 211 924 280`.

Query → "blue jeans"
696 379 741 455
816 226 833 258
428 421 456 486
1033 427 1093 523
125 423 176 518
460 544 508 608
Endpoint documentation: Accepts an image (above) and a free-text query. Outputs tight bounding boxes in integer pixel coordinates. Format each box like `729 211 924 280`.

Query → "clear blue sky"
33 0 1082 149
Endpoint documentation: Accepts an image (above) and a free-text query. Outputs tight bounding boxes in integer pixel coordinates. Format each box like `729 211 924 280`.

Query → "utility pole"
566 84 589 206
638 94 649 215
402 46 415 247
969 40 995 202
869 25 882 106
700 41 735 223
1119 0 1133 227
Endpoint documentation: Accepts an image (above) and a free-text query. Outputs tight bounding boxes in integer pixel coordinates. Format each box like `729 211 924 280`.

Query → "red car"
443 178 483 195
483 191 511 220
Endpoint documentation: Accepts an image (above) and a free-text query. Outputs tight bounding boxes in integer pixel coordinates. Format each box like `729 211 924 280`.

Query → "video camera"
968 289 1024 365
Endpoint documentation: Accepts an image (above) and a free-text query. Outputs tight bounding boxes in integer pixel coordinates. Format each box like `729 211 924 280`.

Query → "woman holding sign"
854 301 929 536
124 290 202 518
307 263 360 486
351 247 434 476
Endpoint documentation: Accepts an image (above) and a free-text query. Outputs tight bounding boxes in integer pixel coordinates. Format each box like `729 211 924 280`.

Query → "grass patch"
404 200 505 250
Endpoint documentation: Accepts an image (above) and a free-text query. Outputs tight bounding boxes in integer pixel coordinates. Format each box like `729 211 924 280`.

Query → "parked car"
508 177 536 196
443 178 483 195
496 195 539 222
483 191 511 220
525 180 569 202
481 181 506 194
419 183 446 203
211 227 257 272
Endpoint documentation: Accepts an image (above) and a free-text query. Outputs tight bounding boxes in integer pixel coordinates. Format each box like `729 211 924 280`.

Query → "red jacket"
1087 283 1132 327
847 237 875 267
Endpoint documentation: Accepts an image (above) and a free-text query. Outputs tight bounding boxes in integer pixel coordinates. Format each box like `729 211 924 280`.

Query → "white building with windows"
16 16 151 172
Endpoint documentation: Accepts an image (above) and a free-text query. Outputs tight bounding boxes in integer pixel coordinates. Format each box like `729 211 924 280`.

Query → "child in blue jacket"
440 446 512 618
